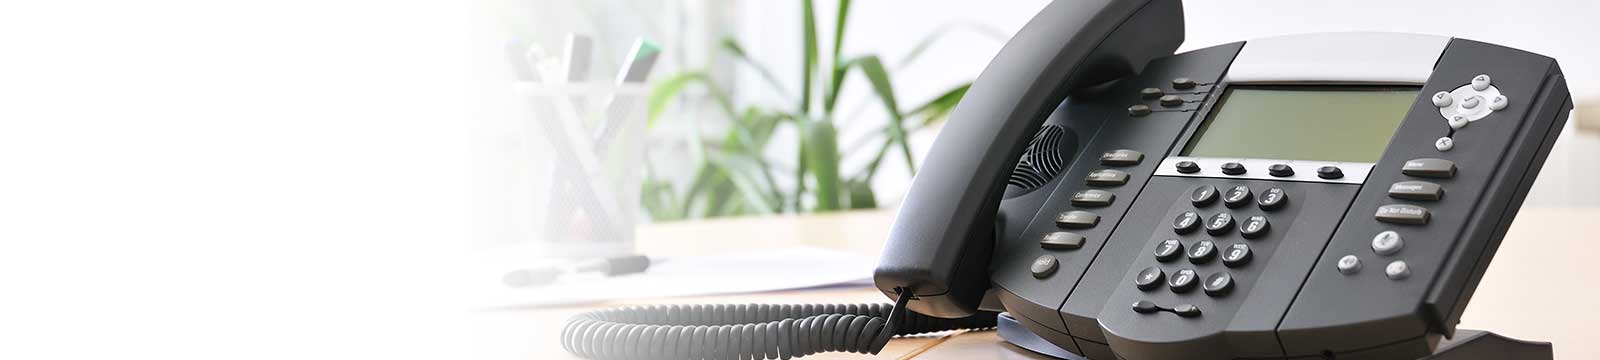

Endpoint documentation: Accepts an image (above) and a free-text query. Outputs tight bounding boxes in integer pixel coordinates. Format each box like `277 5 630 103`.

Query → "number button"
1258 188 1287 211
1221 243 1252 267
1169 268 1198 293
1135 266 1165 291
1223 186 1252 208
1154 239 1183 262
1190 185 1218 207
1173 211 1201 234
1240 215 1270 239
1188 240 1217 264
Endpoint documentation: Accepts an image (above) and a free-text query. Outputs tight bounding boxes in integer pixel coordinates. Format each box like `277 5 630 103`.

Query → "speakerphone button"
1173 211 1201 234
1031 255 1059 278
1471 74 1491 91
1223 185 1253 208
1135 267 1165 291
1258 188 1288 211
1155 239 1184 262
1190 185 1218 206
1169 268 1198 293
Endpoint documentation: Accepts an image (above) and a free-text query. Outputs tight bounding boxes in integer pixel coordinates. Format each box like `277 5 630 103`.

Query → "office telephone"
561 0 1572 359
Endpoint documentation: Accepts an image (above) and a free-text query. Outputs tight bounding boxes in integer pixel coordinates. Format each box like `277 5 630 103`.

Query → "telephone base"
994 312 1552 359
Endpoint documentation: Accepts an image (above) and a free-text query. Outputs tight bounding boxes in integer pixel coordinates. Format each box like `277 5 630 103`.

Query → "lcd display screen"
1181 87 1418 163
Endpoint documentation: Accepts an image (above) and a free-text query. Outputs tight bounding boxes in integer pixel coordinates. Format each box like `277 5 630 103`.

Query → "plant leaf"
799 0 819 113
906 82 971 127
646 72 738 127
850 56 918 174
846 178 876 209
823 0 853 114
720 37 794 101
802 120 841 211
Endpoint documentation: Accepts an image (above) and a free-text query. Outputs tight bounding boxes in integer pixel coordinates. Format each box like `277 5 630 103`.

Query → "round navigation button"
1337 255 1362 275
1461 95 1482 110
1431 91 1453 107
1155 239 1184 262
1031 255 1059 278
1489 95 1508 111
1385 260 1412 280
1372 231 1404 256
1435 137 1454 152
1174 211 1201 234
1317 166 1344 179
1471 74 1491 91
1449 115 1469 129
1135 267 1165 291
1172 77 1197 90
1190 185 1218 207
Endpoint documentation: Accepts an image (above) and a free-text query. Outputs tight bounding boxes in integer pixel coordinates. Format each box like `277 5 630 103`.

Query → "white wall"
735 0 1600 207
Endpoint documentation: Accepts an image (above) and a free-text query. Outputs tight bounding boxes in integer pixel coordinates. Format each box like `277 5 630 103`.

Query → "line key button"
1376 204 1431 225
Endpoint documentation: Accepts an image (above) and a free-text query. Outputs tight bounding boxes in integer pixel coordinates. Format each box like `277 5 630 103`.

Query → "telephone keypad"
1154 239 1184 262
1222 186 1253 208
1221 243 1252 267
1239 216 1270 239
1202 272 1234 296
1204 213 1234 235
1168 268 1199 293
1189 185 1218 206
1135 267 1165 290
1258 188 1287 210
1173 212 1201 234
1187 240 1217 264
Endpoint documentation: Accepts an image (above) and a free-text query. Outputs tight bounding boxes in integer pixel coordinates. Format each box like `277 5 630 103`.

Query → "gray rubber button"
1055 211 1100 229
1489 95 1508 111
1040 232 1087 250
1071 190 1116 207
1435 137 1454 152
1471 74 1491 91
1372 231 1404 256
1385 260 1412 280
1449 114 1469 129
1388 181 1443 201
1402 158 1457 178
1337 255 1362 275
1031 255 1059 278
1376 204 1431 225
1431 91 1453 107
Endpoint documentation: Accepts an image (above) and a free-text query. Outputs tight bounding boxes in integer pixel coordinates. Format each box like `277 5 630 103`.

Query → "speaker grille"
1007 125 1070 194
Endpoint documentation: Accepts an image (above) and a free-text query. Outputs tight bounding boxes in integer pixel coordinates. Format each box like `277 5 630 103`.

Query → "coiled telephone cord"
561 288 999 359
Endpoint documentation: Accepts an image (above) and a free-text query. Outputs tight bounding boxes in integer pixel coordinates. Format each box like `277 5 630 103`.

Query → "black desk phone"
561 0 1572 359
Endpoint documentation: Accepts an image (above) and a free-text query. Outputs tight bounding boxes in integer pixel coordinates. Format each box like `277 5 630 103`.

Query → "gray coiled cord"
560 291 998 359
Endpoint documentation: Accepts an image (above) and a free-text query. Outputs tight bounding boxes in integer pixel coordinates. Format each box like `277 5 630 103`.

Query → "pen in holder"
522 81 648 259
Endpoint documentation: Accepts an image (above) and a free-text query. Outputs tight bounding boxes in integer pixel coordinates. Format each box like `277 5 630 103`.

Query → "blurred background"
475 0 1600 249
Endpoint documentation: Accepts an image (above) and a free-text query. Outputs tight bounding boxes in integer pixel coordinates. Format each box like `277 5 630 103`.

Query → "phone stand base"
995 312 1552 359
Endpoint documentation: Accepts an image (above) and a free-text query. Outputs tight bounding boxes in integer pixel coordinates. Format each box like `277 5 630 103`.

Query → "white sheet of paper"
474 247 876 309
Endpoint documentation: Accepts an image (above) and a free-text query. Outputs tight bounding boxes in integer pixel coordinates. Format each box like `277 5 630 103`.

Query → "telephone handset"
562 0 1571 359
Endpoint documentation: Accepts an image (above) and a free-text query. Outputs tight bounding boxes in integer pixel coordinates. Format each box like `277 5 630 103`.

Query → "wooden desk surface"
475 208 1600 359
